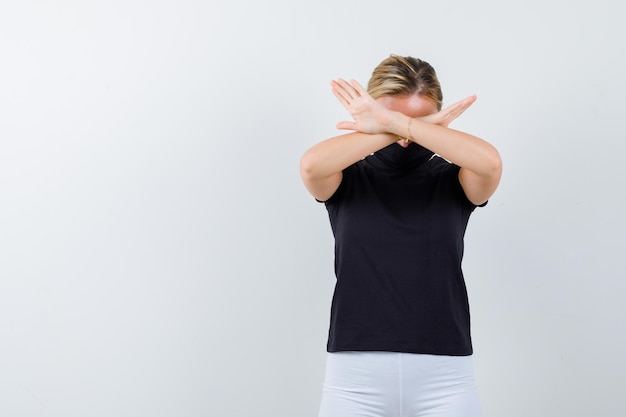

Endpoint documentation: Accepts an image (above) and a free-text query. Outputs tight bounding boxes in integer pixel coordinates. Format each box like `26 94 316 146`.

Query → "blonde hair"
367 55 443 111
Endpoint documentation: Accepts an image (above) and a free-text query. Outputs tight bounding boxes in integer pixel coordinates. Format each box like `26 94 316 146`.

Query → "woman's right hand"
331 78 395 134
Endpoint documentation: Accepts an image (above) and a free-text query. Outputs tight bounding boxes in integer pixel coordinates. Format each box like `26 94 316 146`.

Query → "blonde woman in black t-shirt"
300 55 502 417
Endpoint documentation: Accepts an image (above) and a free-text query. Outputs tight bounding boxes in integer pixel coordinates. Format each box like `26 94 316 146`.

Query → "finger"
331 81 359 109
442 95 476 121
336 120 356 130
337 78 360 98
445 95 475 114
455 95 477 114
331 78 359 103
456 95 477 112
349 79 368 97
331 81 350 107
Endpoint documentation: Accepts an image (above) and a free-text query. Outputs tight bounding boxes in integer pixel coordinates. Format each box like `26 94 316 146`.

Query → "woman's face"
377 94 439 148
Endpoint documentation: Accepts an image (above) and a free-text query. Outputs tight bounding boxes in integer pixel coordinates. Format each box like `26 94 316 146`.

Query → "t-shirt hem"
327 344 473 357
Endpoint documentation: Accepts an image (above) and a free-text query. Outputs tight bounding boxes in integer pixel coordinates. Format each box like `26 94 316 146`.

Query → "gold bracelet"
397 118 414 144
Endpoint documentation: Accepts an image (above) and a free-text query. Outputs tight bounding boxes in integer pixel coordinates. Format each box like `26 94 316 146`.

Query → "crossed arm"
300 79 502 204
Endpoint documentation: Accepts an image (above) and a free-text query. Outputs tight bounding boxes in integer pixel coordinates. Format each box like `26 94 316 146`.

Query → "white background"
1 1 624 416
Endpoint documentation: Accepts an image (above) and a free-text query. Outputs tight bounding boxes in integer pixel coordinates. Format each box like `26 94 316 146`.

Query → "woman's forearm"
300 132 397 181
388 112 502 177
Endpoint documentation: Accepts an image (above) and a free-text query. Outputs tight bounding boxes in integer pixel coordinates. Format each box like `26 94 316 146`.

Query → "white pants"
319 352 482 417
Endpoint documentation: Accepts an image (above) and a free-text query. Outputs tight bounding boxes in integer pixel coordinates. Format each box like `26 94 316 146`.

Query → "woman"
300 55 502 417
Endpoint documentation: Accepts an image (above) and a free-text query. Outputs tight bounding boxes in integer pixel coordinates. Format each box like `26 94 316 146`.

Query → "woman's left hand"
419 95 476 128
331 78 393 134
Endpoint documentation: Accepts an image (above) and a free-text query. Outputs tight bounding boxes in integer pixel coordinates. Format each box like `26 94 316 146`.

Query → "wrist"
388 112 413 142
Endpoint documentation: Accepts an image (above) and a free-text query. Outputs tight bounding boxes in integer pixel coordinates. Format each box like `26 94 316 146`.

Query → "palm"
331 79 392 134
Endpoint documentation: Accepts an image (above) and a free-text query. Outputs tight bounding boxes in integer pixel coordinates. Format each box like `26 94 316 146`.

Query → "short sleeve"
436 160 487 209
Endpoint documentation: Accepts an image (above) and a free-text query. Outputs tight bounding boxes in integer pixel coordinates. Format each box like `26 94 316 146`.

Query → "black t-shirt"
322 143 481 356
